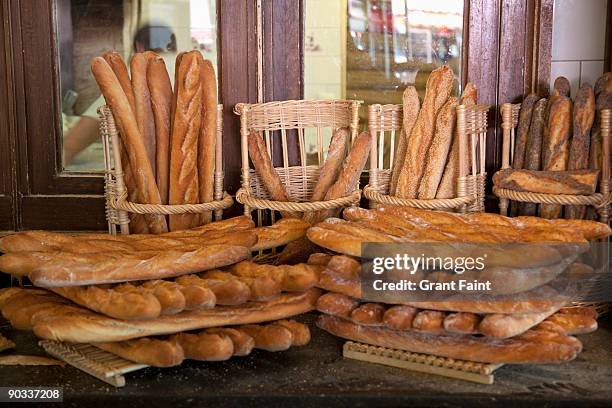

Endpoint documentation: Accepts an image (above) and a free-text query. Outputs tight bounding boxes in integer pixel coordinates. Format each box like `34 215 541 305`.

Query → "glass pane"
58 0 217 172
304 0 463 122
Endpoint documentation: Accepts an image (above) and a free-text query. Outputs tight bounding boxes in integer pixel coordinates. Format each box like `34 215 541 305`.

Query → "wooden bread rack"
495 104 611 223
99 104 233 235
234 99 362 226
364 103 489 213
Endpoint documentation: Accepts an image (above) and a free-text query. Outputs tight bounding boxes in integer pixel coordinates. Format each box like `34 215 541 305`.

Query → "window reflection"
59 0 217 172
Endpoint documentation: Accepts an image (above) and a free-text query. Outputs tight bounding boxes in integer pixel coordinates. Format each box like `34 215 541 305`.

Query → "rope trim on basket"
363 185 475 209
235 188 361 212
108 190 234 215
492 187 607 206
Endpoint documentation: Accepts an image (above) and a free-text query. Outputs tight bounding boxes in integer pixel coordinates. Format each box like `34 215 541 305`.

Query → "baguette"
567 84 596 219
303 128 348 223
96 338 184 368
316 131 372 220
91 57 167 233
350 303 386 326
26 289 322 343
206 327 255 356
247 130 298 219
169 51 202 231
147 55 173 204
227 261 320 293
396 66 454 198
2 245 250 286
317 314 582 364
50 286 162 320
272 320 311 346
101 52 146 232
249 218 309 252
130 52 157 174
478 305 561 338
382 305 419 330
411 310 446 333
238 324 293 352
540 96 573 219
325 254 360 280
201 269 281 302
316 292 359 318
493 169 599 195
172 332 234 361
197 59 218 224
512 94 539 170
307 252 332 266
175 274 251 306
552 76 571 98
443 312 480 334
520 98 548 215
542 313 597 335
390 87 420 195
436 82 477 198
317 268 362 298
559 305 598 319
139 280 186 315
418 97 458 198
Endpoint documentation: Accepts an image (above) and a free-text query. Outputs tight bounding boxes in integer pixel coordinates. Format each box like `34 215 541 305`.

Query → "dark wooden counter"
1 313 611 407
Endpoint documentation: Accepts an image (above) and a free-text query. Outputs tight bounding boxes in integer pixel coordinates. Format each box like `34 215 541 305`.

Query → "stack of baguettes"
387 65 478 200
92 50 219 233
495 72 611 219
306 206 611 364
0 216 323 367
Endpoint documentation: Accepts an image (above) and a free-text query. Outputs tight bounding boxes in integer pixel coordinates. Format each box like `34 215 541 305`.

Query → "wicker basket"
99 104 233 235
234 99 362 225
364 103 489 213
495 104 611 223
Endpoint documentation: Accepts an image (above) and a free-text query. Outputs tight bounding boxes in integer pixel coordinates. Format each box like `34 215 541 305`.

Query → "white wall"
551 0 608 96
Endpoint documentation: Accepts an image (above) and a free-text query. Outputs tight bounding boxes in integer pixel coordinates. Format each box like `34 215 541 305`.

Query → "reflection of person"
63 25 177 167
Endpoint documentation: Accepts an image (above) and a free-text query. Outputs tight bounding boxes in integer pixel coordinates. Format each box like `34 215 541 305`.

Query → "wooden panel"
0 196 14 232
499 0 528 105
604 0 612 72
219 0 258 197
21 196 106 231
524 0 553 96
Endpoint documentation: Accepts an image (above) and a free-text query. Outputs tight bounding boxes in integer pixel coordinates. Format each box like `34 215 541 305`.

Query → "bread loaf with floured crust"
493 169 599 195
520 98 548 215
91 57 167 233
249 218 310 251
130 51 158 174
390 87 420 195
169 51 202 231
418 97 458 198
197 59 218 224
147 55 173 205
396 66 454 198
317 314 582 364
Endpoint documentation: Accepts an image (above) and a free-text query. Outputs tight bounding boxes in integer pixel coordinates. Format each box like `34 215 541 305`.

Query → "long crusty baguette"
443 312 480 334
147 55 173 204
383 305 419 330
130 52 157 174
520 98 548 215
540 95 573 219
273 319 311 346
390 87 420 195
28 289 321 343
0 245 249 286
175 274 251 306
201 270 281 302
317 314 582 364
227 261 320 293
91 57 167 233
101 52 147 232
96 338 185 368
411 310 446 333
316 292 360 318
169 51 202 231
238 324 293 352
436 82 477 198
249 218 309 251
590 74 612 171
50 286 162 320
418 97 458 198
540 312 597 335
478 305 562 338
302 128 348 223
493 169 599 195
171 332 234 361
396 66 454 198
197 58 218 224
247 130 298 219
314 131 372 221
207 327 255 356
567 84 596 219
350 303 386 326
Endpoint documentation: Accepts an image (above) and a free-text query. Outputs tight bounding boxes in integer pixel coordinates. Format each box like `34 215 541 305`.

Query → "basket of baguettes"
234 99 369 229
305 205 612 367
0 215 323 370
495 74 611 223
364 66 489 213
92 50 233 235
